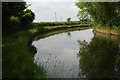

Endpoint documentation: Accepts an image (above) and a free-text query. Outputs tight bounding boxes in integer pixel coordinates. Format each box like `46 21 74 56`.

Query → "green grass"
2 23 92 79
33 23 92 29
33 21 91 27
93 24 120 35
3 29 46 79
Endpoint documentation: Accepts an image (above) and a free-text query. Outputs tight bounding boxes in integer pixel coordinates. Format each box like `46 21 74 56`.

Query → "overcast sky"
24 0 79 22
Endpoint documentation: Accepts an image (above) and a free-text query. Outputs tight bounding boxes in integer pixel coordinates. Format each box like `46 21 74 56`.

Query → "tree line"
76 2 120 28
2 2 35 36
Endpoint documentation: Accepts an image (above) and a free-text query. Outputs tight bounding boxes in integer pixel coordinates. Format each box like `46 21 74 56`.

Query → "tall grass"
34 54 78 78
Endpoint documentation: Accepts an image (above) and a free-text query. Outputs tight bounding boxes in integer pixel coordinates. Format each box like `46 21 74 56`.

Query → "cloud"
24 0 78 2
27 2 79 22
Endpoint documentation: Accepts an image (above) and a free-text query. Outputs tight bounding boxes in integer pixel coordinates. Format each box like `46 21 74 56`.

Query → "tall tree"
2 2 35 36
2 2 26 36
76 2 120 28
20 9 35 25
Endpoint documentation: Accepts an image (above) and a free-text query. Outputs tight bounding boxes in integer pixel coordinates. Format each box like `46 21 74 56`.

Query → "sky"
24 0 79 22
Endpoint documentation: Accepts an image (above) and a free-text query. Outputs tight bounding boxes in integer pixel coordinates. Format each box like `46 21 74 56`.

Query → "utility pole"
60 16 62 22
55 11 57 22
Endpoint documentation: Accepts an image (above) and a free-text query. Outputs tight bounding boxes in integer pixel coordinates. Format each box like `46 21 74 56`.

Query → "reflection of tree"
77 36 120 78
67 32 71 37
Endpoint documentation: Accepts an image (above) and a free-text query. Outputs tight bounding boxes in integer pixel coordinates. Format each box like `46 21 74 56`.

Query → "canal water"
32 29 120 78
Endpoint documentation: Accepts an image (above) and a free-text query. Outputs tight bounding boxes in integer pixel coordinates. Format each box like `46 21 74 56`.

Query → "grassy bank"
93 24 120 36
30 25 92 42
2 27 46 79
33 21 92 27
93 30 119 40
2 23 92 79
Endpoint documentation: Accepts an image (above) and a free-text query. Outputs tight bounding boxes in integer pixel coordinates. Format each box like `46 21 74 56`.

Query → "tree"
20 9 35 25
2 2 26 17
67 17 71 22
2 2 27 36
2 2 35 36
75 2 120 28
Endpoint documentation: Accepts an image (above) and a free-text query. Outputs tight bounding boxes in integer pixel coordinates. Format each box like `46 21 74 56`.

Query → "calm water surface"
32 29 120 78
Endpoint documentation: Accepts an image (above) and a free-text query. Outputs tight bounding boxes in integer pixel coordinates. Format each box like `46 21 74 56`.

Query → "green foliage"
2 2 35 36
2 2 26 36
76 2 120 28
20 9 35 25
67 17 71 22
2 2 26 17
10 16 20 22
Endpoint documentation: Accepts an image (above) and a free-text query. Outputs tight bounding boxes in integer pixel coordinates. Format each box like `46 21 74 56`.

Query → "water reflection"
32 29 94 78
77 34 120 78
67 32 71 37
32 28 120 78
